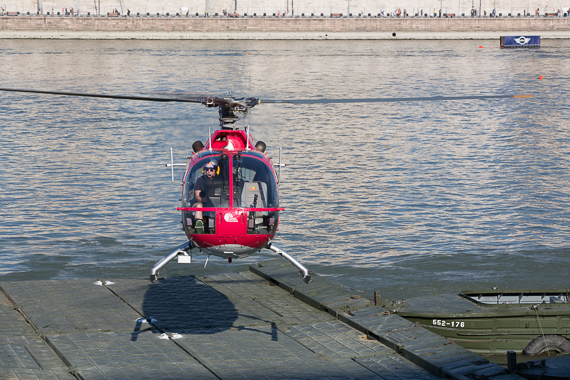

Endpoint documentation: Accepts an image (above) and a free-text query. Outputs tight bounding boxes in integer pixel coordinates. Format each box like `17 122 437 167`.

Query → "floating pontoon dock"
0 259 527 379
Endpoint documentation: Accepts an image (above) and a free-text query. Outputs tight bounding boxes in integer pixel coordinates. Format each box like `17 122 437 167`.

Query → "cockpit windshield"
232 154 279 208
183 152 279 235
185 154 230 208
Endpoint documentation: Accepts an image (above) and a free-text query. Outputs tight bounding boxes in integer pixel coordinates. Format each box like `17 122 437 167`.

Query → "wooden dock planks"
0 259 527 379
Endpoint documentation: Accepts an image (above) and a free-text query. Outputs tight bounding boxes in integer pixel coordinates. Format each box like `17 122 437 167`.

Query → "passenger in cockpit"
193 160 219 233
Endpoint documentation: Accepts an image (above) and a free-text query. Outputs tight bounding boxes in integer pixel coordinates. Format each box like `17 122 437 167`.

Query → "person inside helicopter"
193 159 220 233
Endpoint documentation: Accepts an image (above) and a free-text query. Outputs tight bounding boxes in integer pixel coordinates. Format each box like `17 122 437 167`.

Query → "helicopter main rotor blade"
0 87 262 113
262 94 533 105
0 87 205 103
0 87 532 109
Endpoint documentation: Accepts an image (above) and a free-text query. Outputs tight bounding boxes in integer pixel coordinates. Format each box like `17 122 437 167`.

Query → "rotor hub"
199 95 259 129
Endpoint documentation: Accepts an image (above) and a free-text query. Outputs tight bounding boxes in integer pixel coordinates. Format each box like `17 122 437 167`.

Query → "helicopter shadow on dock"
130 275 278 342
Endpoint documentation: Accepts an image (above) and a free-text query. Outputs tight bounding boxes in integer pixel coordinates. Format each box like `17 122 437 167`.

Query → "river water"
1 39 569 300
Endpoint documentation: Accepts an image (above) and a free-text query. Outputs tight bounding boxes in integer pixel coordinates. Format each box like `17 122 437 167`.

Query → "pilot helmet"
204 159 219 174
204 160 218 169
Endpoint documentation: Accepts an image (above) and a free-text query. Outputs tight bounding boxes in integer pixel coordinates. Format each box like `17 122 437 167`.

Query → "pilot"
193 160 219 233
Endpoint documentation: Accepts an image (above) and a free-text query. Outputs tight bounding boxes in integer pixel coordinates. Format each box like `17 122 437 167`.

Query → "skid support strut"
266 243 311 283
150 241 192 283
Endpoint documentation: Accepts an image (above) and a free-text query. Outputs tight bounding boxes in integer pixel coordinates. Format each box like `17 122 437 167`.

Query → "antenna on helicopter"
166 148 186 182
208 126 212 152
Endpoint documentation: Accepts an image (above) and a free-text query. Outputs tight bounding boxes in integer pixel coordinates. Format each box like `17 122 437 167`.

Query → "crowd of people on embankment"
380 7 567 17
1 5 568 18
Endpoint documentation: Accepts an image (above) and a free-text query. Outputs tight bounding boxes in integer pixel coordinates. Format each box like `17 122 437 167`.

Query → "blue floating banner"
500 35 541 48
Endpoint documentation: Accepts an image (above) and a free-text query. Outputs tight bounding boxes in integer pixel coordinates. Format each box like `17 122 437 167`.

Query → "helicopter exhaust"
192 141 204 153
255 141 266 152
266 243 312 283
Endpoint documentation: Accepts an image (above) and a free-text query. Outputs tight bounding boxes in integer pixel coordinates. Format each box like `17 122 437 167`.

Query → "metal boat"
394 289 570 355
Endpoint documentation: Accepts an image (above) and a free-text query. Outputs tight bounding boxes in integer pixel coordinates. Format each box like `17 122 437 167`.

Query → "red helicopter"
159 95 308 283
0 87 533 284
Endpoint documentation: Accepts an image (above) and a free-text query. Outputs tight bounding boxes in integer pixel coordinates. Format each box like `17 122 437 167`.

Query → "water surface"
1 39 569 299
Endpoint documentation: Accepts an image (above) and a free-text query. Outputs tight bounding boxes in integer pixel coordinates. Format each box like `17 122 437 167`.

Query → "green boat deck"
0 259 527 379
395 292 570 317
394 292 570 355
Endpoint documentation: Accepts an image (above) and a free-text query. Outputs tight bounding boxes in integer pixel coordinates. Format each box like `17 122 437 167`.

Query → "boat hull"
395 289 570 354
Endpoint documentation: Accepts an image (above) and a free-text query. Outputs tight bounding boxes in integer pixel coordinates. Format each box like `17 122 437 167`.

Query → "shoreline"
2 30 570 39
2 16 570 39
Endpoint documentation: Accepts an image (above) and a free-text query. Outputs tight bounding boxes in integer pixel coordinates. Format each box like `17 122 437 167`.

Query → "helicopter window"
185 155 230 208
246 210 278 235
183 154 230 234
232 154 278 209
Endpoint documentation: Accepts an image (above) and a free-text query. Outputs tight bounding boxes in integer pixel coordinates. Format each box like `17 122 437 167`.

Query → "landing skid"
266 243 312 283
150 241 193 283
149 241 311 284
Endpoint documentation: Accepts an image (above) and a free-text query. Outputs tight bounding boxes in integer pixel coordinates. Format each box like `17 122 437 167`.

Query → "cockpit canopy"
184 152 278 209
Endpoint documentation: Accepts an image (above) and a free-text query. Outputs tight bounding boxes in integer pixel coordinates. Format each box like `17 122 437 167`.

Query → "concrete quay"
0 258 528 380
1 16 570 39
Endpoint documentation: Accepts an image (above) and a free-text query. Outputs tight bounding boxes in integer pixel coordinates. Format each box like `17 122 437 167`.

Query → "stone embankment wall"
1 15 570 34
1 0 569 19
